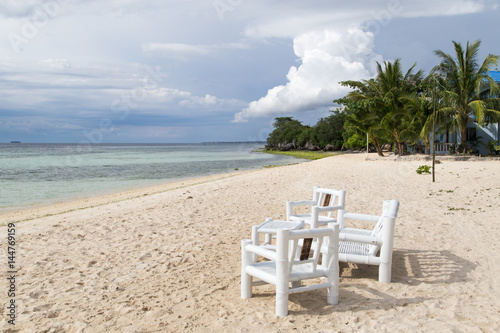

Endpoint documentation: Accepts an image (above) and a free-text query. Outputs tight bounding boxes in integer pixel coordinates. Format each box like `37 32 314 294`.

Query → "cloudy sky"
0 0 498 143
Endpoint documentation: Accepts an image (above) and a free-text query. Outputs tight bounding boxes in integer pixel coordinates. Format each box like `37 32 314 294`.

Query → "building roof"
489 71 500 82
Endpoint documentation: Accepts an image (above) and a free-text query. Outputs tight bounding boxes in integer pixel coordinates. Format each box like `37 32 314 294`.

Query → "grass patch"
256 148 338 160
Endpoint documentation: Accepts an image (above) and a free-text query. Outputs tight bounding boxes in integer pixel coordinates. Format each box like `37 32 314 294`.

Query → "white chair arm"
289 226 336 240
339 233 383 246
316 205 343 213
343 212 380 223
244 243 278 261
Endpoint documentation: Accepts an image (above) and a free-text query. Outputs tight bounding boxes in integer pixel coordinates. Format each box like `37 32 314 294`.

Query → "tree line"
266 40 500 156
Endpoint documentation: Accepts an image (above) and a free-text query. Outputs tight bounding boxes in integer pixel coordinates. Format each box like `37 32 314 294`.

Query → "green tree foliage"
376 60 425 155
335 93 385 154
343 130 367 150
267 113 345 150
267 117 307 147
400 89 434 153
313 111 345 148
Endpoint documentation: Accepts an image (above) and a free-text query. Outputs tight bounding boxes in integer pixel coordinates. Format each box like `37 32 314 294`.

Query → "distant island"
201 141 266 144
10 141 21 143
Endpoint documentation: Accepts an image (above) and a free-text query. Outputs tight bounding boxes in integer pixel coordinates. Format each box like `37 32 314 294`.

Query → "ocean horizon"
0 142 305 212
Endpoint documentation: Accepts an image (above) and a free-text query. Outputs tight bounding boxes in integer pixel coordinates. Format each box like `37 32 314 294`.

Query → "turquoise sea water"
0 143 304 211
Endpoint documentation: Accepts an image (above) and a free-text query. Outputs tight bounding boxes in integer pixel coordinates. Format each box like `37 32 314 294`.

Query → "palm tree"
400 91 434 154
433 40 500 152
338 59 424 155
376 60 425 155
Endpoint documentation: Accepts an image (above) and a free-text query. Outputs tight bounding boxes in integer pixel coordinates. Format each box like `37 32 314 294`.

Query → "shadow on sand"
258 248 477 316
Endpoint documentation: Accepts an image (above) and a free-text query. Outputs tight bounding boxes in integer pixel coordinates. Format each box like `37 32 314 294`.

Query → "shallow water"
0 143 304 210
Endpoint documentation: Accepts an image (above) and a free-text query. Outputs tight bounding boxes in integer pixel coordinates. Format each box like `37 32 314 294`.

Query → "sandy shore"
1 153 499 332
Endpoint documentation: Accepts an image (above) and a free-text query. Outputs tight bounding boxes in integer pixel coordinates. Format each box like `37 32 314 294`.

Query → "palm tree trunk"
393 137 399 155
370 134 384 157
461 121 468 154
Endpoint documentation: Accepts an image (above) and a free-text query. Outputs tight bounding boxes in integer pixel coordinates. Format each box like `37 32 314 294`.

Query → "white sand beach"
1 153 499 332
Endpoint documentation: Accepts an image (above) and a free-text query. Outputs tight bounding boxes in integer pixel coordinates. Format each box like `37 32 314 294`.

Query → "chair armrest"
343 212 381 223
244 243 278 261
316 205 343 213
339 233 383 246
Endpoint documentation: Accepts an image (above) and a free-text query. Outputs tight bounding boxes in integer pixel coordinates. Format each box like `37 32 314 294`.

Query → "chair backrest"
369 200 399 255
312 187 346 218
277 224 339 275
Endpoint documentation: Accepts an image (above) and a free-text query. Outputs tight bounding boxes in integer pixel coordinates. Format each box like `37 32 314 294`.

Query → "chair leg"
327 222 339 305
264 233 272 245
241 273 252 299
379 262 391 283
276 282 289 317
241 240 253 299
327 275 339 305
379 240 393 283
276 229 290 317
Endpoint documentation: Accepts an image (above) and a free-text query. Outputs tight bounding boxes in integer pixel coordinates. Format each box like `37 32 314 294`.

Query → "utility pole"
366 132 369 154
432 76 437 183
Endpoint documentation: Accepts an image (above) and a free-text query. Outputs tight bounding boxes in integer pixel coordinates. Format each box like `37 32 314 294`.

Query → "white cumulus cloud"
234 27 383 122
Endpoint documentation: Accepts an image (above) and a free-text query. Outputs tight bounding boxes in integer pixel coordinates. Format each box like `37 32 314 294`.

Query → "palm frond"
468 100 486 125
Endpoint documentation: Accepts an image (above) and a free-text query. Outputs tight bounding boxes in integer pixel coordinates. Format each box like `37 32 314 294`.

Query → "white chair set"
241 186 400 316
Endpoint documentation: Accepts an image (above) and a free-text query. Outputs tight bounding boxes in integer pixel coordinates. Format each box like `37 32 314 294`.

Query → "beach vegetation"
481 139 498 156
447 206 469 211
267 117 306 147
416 165 431 174
335 80 388 156
258 148 337 160
266 112 345 151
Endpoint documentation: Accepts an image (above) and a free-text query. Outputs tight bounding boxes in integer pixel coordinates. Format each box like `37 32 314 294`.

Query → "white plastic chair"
338 200 399 283
286 187 346 228
241 223 340 317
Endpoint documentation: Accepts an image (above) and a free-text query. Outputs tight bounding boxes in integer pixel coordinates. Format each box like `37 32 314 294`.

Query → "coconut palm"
338 59 425 155
376 60 425 154
433 40 500 152
400 92 434 154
